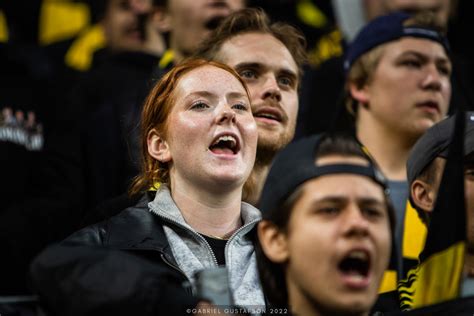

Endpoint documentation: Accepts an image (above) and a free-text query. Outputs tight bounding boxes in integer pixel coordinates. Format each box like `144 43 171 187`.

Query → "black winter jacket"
30 194 200 316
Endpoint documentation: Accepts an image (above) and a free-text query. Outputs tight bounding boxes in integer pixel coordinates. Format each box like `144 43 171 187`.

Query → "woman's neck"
170 177 244 239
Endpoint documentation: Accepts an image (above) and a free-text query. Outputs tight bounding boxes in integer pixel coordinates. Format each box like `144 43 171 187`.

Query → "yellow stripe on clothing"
379 269 398 293
0 10 8 43
158 49 174 70
399 241 465 310
39 0 90 45
403 201 427 260
296 0 327 28
65 24 106 71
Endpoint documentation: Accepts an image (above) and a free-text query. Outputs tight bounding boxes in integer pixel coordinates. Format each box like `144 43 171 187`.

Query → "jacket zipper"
224 219 260 267
118 244 190 286
153 212 220 267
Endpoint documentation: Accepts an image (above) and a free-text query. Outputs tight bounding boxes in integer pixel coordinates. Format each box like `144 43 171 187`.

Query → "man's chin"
256 135 291 165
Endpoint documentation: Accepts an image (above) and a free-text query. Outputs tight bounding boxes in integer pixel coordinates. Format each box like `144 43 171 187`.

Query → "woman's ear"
257 221 289 263
147 129 172 163
349 82 370 106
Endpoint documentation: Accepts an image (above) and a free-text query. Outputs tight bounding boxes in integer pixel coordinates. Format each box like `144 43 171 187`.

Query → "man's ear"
257 221 289 263
349 82 370 106
411 179 437 213
147 129 172 163
150 6 171 33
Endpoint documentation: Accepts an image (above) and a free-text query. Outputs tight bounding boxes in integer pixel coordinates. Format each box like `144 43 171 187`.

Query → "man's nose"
343 205 370 238
262 75 282 102
421 64 443 91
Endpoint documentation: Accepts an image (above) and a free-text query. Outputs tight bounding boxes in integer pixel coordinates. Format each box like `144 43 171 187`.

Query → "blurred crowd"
1 0 474 315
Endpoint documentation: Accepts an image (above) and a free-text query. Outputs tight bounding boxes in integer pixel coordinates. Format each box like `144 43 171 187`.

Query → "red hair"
129 58 250 196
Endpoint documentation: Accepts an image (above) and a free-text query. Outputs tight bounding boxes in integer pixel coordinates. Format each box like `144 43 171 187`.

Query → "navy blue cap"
407 112 474 187
259 135 389 219
344 11 450 73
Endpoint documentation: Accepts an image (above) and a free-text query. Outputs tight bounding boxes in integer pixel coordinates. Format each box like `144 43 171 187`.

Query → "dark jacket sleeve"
30 244 200 316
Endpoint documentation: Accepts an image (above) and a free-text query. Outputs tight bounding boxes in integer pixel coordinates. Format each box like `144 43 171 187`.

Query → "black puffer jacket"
30 194 200 316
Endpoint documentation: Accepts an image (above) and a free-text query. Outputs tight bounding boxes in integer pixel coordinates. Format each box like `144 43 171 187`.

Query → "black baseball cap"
407 112 474 187
344 11 450 74
259 134 389 220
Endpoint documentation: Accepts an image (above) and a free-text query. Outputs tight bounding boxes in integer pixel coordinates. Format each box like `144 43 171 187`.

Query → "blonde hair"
345 11 447 116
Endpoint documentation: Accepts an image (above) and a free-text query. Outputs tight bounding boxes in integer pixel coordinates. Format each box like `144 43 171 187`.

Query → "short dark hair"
194 8 307 82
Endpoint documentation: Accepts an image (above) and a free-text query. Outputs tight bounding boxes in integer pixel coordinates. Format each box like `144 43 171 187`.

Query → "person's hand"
193 301 222 315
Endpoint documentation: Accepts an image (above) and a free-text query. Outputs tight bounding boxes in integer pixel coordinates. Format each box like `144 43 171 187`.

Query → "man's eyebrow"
312 196 346 204
398 50 429 61
279 69 298 81
464 159 474 168
234 62 298 79
357 197 386 206
399 50 450 64
314 195 382 203
234 62 263 70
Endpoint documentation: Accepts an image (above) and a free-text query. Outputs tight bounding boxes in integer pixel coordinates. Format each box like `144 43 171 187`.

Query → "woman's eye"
190 102 209 110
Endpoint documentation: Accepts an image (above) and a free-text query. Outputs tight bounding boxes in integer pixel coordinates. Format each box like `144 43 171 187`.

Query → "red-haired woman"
30 59 264 315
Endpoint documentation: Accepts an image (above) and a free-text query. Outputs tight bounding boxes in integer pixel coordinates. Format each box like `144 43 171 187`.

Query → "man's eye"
362 207 384 220
402 60 421 68
190 102 209 110
465 169 474 178
240 70 257 79
317 207 339 215
278 77 293 87
438 65 452 76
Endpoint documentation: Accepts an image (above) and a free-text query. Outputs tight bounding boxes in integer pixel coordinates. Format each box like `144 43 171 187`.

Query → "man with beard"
195 8 307 205
84 7 306 223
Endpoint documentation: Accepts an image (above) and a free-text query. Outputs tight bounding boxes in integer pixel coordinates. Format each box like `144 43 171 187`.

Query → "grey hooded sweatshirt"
148 186 265 308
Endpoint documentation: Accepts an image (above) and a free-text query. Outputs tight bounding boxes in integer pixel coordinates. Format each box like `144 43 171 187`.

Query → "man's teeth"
257 113 277 119
347 250 368 261
346 274 366 281
214 135 236 148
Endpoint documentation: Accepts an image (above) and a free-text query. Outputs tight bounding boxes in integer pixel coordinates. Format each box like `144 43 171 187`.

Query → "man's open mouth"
338 249 371 281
